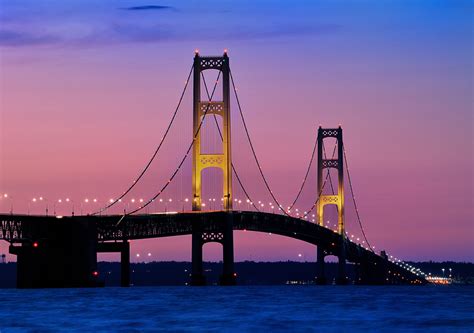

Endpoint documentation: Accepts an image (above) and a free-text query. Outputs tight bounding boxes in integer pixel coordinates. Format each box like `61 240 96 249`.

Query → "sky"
0 0 472 263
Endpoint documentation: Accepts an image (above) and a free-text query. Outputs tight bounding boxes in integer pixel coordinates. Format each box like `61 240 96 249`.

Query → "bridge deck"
0 211 426 284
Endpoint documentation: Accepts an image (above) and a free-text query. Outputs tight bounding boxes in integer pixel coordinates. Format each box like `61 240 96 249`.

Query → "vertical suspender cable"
229 70 291 217
201 73 261 212
343 147 373 252
93 65 194 215
122 71 222 217
287 134 318 211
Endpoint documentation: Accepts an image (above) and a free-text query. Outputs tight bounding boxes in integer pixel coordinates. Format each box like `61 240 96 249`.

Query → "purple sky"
0 0 472 262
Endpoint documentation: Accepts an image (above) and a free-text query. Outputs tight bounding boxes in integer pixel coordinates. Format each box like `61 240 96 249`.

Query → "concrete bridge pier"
219 216 236 286
191 230 206 286
335 240 348 285
356 260 372 284
336 254 348 285
96 240 130 287
10 218 98 288
120 241 130 287
315 246 327 285
191 215 236 286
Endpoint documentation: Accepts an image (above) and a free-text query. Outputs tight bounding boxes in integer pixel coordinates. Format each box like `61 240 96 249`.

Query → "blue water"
0 286 472 332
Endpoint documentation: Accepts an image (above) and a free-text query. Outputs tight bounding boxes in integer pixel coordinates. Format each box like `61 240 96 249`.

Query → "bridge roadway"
0 211 426 287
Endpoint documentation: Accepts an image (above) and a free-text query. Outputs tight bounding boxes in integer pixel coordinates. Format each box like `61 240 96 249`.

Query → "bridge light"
33 242 39 248
84 198 89 203
195 49 199 55
93 199 97 203
224 48 228 54
147 253 151 257
32 198 37 202
92 271 99 277
109 199 114 203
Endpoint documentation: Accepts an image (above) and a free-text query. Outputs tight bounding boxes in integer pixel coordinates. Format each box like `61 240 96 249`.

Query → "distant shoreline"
1 261 473 288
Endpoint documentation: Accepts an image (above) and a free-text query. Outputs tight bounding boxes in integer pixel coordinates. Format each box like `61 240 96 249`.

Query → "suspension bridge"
0 51 427 287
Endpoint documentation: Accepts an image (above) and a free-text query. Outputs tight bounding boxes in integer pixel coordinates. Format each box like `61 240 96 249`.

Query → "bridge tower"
191 51 235 285
315 126 347 284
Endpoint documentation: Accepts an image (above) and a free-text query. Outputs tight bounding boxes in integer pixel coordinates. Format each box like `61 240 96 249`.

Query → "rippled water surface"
0 286 473 332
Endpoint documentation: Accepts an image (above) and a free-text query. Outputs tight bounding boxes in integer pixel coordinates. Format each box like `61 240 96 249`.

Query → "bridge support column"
10 217 98 288
336 254 348 285
316 246 326 285
336 241 348 285
121 241 130 287
220 215 236 286
357 261 372 284
191 230 206 286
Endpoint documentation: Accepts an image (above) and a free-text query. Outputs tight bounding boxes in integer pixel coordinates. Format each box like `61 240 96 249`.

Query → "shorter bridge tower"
315 126 347 284
191 51 235 285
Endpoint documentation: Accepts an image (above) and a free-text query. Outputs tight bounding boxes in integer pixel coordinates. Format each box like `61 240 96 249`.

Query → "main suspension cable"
93 65 194 215
123 71 222 217
229 70 291 217
301 141 337 219
343 146 374 252
201 73 260 212
288 134 318 211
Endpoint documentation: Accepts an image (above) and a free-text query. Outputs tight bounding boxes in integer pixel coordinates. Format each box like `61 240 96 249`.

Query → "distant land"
1 261 473 288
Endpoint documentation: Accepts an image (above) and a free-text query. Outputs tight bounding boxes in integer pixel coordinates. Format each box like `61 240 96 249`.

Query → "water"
0 286 472 332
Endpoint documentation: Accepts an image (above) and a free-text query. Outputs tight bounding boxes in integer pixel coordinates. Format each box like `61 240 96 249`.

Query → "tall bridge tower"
316 126 347 284
316 126 345 234
191 51 235 285
192 51 232 211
